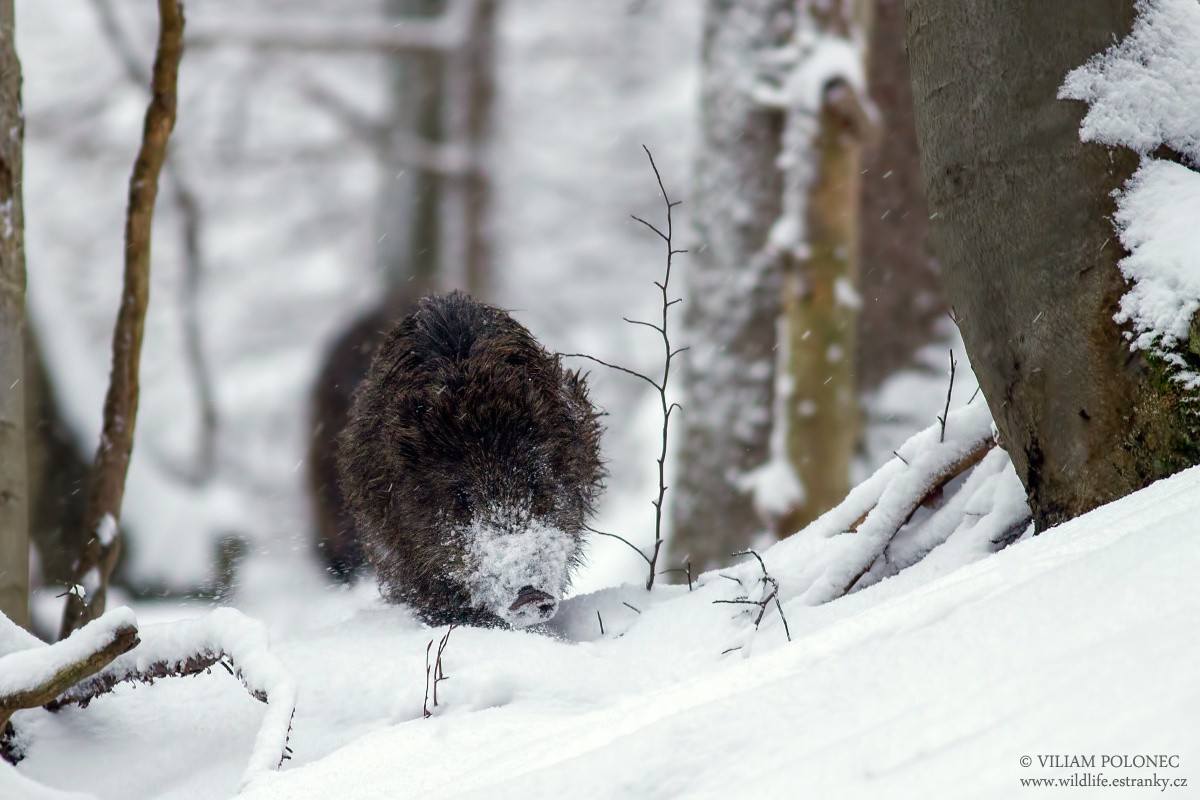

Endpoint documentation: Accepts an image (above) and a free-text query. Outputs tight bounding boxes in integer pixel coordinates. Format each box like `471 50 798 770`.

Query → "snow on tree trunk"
906 0 1200 530
671 0 872 570
668 0 792 572
0 0 28 630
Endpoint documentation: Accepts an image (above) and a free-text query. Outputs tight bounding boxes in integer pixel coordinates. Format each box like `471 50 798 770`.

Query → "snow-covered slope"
9 463 1199 799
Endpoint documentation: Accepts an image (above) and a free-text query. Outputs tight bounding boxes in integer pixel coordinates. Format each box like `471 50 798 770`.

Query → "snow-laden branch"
0 608 139 744
47 609 297 788
740 402 1021 614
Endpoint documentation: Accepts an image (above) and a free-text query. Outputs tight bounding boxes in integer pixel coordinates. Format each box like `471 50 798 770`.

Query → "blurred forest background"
14 0 973 635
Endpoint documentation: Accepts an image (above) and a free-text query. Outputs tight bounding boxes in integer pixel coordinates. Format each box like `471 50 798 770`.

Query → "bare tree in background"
0 0 27 629
670 0 872 570
857 0 941 392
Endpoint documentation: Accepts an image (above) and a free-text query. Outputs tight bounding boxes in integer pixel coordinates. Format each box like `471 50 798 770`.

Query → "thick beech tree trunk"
906 0 1200 529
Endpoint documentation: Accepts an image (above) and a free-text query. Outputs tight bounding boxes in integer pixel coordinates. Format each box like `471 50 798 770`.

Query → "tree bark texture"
906 0 1200 529
0 0 27 629
62 0 184 637
668 0 790 571
857 0 941 392
777 0 870 536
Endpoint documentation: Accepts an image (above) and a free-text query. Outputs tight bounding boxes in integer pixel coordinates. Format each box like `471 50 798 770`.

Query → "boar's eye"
454 487 471 516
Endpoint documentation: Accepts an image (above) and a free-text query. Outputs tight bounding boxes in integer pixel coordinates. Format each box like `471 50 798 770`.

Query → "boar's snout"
508 585 558 627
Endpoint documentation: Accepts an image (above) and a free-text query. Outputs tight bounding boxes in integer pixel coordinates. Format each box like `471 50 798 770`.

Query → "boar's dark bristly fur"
336 291 605 627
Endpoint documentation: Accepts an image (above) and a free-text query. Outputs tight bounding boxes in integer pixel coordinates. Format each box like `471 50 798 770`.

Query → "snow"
1060 0 1200 382
756 25 868 258
9 458 1192 798
94 516 117 549
1060 0 1200 164
54 608 298 788
6 433 1199 799
1112 160 1200 381
459 514 577 628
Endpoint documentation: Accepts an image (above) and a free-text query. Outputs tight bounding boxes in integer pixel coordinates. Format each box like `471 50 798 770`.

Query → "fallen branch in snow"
713 550 792 643
848 435 993 537
773 403 1002 606
62 0 186 638
45 609 297 787
0 608 139 762
837 436 995 599
564 146 686 591
423 625 456 719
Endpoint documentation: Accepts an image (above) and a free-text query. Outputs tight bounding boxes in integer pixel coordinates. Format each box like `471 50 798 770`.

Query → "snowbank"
10 461 1199 799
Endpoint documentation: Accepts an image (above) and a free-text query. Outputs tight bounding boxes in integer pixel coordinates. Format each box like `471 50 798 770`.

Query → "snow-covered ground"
6 456 1198 799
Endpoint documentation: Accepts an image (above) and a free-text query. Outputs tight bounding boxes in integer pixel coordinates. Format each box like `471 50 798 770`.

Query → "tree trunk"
376 0 493 303
0 0 27 629
668 0 790 572
26 330 89 587
62 0 184 637
777 0 871 537
377 0 446 301
906 0 1200 530
857 0 941 392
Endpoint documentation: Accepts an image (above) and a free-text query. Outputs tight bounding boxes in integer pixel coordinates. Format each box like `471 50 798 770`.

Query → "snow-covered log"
0 608 139 758
47 608 297 788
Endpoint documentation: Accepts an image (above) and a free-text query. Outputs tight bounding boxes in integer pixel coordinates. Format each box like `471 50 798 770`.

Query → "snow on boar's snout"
337 291 604 628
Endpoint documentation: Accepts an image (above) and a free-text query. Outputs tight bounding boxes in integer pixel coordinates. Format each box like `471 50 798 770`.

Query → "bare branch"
939 350 957 443
89 0 219 488
630 214 669 242
623 317 665 335
62 0 186 638
585 525 652 567
731 549 767 575
561 353 662 392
